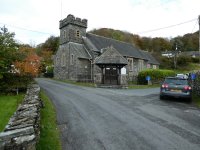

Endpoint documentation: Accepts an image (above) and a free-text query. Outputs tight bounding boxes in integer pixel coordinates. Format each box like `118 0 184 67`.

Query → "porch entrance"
94 46 128 86
104 66 118 85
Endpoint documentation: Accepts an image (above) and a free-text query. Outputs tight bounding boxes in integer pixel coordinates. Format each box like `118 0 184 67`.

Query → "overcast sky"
0 0 199 45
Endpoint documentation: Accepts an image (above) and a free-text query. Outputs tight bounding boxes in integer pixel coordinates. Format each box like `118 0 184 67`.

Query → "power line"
191 19 198 33
0 22 55 35
0 18 197 36
136 18 197 34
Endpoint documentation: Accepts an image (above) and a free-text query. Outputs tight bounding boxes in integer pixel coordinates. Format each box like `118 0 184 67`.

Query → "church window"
76 30 80 37
127 58 133 71
63 30 66 39
70 54 74 65
138 59 144 71
61 53 66 66
56 57 59 65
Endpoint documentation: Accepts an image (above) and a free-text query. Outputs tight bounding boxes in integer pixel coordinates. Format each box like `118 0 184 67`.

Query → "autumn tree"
14 46 41 77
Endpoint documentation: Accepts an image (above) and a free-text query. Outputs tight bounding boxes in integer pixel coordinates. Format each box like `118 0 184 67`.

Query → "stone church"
54 14 159 86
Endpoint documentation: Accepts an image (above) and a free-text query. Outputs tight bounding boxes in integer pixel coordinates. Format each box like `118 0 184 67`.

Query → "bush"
159 57 174 69
0 73 33 93
191 57 199 63
177 56 191 66
138 69 176 85
44 66 54 78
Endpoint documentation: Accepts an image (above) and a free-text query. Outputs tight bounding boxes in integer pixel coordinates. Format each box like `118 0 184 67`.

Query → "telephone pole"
174 44 177 69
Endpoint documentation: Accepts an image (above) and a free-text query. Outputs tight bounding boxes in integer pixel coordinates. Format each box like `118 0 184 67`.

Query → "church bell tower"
59 14 88 44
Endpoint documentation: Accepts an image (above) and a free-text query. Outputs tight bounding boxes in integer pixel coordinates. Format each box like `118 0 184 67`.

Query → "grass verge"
0 94 24 131
54 78 95 87
128 84 160 89
36 90 61 150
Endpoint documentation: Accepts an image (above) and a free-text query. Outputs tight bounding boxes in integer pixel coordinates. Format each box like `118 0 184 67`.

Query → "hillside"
89 28 199 53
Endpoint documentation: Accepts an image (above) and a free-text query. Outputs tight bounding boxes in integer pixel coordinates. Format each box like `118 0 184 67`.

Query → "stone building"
54 14 159 86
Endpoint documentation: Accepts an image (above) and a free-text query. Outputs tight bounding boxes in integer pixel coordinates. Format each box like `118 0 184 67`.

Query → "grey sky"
0 0 199 45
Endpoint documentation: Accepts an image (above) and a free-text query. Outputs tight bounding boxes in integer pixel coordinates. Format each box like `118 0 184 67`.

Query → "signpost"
146 76 151 85
191 73 196 88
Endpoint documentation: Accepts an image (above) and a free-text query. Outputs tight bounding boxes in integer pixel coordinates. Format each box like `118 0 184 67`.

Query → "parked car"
160 77 192 101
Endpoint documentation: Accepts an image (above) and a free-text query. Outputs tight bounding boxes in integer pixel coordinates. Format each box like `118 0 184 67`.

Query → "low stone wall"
0 84 42 150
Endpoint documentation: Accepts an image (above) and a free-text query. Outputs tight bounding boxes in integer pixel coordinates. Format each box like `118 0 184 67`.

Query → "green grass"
0 94 24 131
54 78 95 87
36 90 61 150
54 78 160 89
128 84 160 89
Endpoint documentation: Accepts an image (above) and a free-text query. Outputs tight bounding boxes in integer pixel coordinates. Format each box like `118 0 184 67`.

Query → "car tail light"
162 84 168 88
184 86 191 90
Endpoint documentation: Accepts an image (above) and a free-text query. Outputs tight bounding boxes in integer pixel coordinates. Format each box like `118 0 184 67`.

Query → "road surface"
36 78 200 150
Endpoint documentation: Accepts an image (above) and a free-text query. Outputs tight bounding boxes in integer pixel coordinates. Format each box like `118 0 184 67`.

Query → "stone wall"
0 84 42 150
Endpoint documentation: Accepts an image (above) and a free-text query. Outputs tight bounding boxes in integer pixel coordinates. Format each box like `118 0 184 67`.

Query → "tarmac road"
36 78 200 150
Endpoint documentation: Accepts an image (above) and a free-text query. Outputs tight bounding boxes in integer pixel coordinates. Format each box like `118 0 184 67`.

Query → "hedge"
0 73 33 93
138 69 176 85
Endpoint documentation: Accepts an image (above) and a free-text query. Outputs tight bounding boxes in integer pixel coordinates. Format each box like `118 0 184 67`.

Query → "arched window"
63 30 66 39
127 58 133 71
70 54 74 65
61 53 66 66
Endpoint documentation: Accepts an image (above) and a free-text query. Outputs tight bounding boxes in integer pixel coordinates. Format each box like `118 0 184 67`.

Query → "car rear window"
164 78 188 85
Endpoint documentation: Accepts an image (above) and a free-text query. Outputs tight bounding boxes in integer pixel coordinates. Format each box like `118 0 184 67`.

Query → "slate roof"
95 46 128 65
86 33 147 60
180 51 200 57
69 42 91 59
140 50 160 65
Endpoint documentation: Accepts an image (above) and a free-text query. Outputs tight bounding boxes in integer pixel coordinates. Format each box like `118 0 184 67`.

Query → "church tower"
59 14 87 44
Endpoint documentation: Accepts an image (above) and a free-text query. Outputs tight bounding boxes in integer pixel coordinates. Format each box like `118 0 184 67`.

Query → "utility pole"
174 43 178 69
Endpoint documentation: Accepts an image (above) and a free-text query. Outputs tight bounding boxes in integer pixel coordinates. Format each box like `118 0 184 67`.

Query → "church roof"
95 46 128 65
69 42 92 59
140 50 160 65
86 33 147 60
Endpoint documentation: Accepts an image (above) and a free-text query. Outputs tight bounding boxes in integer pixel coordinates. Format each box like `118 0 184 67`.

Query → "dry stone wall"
0 84 42 150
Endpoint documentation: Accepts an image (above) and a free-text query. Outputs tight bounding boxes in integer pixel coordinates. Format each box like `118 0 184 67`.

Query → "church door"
105 66 118 85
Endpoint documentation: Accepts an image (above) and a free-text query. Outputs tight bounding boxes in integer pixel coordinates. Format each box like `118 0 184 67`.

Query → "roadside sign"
191 73 196 80
146 76 151 81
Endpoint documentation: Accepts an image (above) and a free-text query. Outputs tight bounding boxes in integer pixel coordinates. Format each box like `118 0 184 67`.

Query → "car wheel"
187 97 192 103
159 95 164 100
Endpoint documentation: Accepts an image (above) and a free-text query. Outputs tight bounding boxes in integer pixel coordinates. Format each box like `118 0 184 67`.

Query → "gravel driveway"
36 78 200 150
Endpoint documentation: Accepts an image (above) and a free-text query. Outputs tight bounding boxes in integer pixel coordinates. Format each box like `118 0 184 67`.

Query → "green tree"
0 26 19 77
37 36 59 54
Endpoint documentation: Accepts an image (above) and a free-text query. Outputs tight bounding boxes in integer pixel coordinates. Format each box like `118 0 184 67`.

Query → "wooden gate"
104 67 118 85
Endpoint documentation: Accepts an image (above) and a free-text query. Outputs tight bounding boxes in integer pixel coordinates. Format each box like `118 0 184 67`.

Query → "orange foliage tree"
14 46 42 77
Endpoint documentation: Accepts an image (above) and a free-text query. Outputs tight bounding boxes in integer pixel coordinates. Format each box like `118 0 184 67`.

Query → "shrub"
191 57 199 63
44 66 54 78
138 69 176 85
177 56 191 66
159 57 174 69
0 73 33 93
